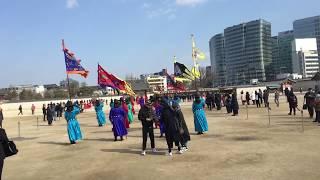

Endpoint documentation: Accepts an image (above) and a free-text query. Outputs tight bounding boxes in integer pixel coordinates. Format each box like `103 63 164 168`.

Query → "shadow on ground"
101 148 166 156
38 141 71 146
12 137 39 141
84 138 115 142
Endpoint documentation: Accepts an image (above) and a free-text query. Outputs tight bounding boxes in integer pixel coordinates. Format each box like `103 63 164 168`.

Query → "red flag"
97 64 126 91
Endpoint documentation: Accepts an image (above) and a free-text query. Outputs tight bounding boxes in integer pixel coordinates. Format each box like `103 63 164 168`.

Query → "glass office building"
293 16 320 61
209 34 226 87
223 19 272 85
210 19 272 86
270 30 294 79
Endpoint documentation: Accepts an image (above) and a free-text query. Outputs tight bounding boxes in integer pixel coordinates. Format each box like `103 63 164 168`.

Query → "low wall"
0 96 124 118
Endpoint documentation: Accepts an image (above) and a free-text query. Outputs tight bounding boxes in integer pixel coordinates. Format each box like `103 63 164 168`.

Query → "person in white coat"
251 92 256 105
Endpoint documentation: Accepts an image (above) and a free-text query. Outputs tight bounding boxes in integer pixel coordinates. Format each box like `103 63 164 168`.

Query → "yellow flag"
175 77 192 82
124 82 135 96
191 34 206 61
191 66 201 78
194 48 206 60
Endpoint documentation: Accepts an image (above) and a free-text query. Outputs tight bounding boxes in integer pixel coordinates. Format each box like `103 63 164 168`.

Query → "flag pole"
66 74 72 101
62 39 72 101
191 34 198 91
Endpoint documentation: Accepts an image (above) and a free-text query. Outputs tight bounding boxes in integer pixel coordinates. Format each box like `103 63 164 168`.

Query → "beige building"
292 38 319 78
146 75 167 93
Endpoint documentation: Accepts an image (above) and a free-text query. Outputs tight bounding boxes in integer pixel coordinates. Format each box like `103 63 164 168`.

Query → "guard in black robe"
231 93 239 116
215 93 222 110
47 105 53 125
161 100 175 154
172 102 190 151
225 94 232 113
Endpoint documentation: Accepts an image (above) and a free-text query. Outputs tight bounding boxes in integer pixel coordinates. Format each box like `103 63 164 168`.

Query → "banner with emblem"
62 40 89 78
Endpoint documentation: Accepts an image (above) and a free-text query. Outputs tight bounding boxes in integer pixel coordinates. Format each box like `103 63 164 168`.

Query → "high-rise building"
271 30 294 79
292 38 319 78
210 19 272 86
209 33 225 87
293 16 320 61
224 19 272 85
270 36 279 80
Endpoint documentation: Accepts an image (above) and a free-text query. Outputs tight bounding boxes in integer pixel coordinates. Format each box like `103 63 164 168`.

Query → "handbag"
303 104 308 110
3 140 18 157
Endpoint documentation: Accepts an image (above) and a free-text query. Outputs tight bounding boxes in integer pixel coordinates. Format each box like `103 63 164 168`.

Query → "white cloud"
66 0 79 9
176 0 207 6
146 7 176 19
142 1 177 20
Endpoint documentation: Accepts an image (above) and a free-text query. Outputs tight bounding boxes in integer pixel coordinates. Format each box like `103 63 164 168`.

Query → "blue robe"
155 104 165 134
109 107 128 137
193 99 208 133
64 106 82 143
95 104 106 126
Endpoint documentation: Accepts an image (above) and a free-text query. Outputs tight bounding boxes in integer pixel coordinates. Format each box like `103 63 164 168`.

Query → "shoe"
152 148 157 153
167 152 173 156
178 150 184 154
141 151 146 156
313 120 317 122
288 113 291 115
182 147 189 152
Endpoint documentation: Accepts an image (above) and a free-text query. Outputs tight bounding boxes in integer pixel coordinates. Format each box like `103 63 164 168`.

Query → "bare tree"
199 66 213 88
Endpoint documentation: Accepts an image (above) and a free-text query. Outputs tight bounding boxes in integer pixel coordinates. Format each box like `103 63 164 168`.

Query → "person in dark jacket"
304 88 315 118
18 105 23 116
172 102 190 153
205 93 213 111
161 99 176 155
245 92 250 105
138 100 157 156
284 88 290 102
288 91 298 115
42 104 47 121
225 94 232 113
0 107 3 128
161 100 190 156
215 93 222 110
0 127 9 179
231 93 239 116
47 105 53 125
258 89 263 105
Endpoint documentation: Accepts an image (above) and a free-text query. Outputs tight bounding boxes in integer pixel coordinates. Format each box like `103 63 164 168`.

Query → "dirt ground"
3 95 320 180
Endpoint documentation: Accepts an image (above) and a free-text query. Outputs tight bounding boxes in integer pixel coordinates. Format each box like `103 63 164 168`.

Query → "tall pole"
66 74 72 100
191 34 198 91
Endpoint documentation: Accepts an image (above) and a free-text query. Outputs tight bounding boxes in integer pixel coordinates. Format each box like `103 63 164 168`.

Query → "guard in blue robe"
64 101 82 144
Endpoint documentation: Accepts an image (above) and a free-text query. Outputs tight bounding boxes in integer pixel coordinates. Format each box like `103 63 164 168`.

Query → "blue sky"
0 0 319 88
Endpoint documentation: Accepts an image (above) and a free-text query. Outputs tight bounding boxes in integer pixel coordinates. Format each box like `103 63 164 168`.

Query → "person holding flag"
64 101 82 144
193 94 208 135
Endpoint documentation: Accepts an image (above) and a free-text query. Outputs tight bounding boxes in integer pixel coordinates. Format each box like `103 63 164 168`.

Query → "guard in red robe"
121 98 130 128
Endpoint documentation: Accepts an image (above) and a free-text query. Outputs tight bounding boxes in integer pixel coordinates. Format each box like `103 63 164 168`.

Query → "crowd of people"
304 88 320 123
18 94 208 156
3 87 320 179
